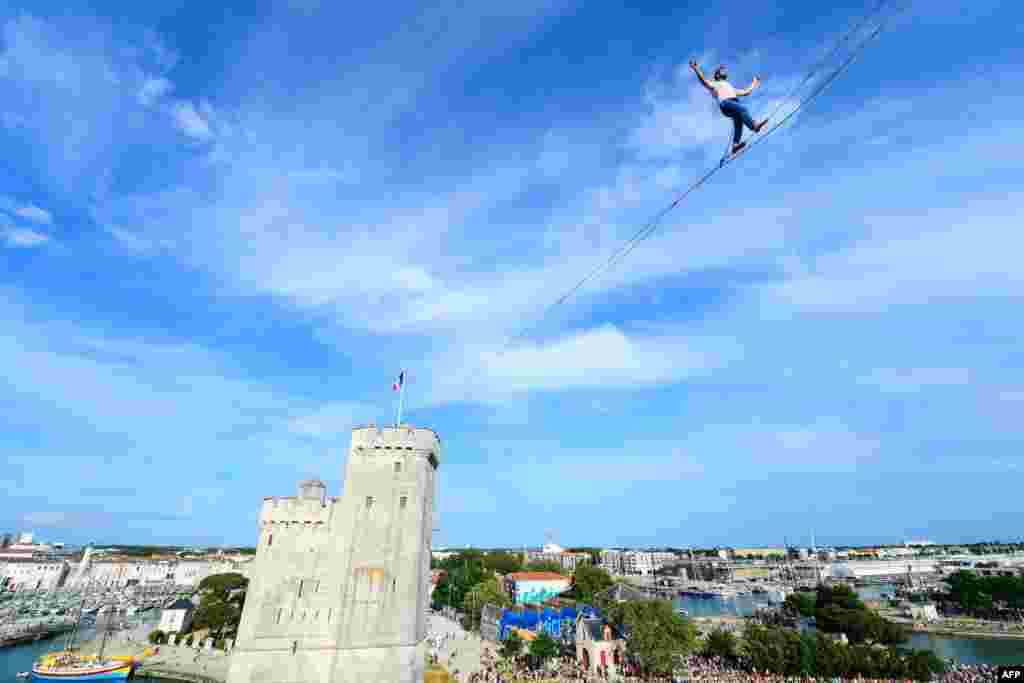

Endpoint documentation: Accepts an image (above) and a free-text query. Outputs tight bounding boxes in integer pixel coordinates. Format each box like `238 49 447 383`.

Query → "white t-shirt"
710 80 738 102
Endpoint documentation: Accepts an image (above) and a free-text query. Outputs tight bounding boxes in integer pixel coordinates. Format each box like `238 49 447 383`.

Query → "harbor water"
903 631 1024 666
673 591 1023 666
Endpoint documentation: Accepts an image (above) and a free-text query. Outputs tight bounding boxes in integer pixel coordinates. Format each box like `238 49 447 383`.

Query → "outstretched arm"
689 60 713 92
736 76 761 97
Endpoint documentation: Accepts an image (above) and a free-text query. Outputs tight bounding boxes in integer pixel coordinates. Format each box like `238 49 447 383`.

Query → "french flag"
392 371 405 392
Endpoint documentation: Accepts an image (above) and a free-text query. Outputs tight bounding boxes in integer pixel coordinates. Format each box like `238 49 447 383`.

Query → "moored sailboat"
31 601 134 682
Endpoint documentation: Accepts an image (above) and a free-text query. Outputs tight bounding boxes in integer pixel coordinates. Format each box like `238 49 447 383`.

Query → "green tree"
483 552 522 575
906 649 946 681
192 599 242 640
874 614 909 645
816 584 865 611
528 632 559 665
607 600 697 675
744 624 944 681
462 577 511 631
501 631 523 659
148 629 167 645
570 564 613 604
191 573 248 639
198 572 248 595
431 557 487 614
784 592 816 617
741 624 792 674
703 628 738 660
797 632 816 675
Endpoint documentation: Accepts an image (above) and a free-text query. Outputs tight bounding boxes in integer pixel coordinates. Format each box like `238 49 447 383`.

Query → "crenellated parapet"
350 425 441 469
259 495 337 529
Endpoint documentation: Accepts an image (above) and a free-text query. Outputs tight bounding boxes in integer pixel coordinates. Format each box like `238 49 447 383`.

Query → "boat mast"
65 597 85 652
97 604 111 661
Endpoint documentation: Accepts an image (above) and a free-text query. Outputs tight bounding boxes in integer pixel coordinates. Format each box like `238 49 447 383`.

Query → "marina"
0 587 166 681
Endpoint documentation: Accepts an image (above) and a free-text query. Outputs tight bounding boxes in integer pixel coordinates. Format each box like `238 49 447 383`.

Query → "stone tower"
226 425 440 683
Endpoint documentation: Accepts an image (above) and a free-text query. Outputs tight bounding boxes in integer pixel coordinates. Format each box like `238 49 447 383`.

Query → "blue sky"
1 0 1021 549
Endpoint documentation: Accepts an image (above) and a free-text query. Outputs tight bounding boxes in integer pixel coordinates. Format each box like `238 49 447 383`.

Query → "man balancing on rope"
689 60 769 156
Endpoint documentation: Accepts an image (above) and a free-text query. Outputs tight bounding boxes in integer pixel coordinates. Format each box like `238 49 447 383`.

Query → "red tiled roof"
506 571 567 581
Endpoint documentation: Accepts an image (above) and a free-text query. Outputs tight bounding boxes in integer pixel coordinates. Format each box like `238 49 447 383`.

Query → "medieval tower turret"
226 425 440 683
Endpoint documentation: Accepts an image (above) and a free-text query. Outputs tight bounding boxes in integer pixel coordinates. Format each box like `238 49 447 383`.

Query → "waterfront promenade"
73 635 230 683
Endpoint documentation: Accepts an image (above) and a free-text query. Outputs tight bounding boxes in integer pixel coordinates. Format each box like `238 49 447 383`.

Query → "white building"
525 547 591 573
66 557 247 589
618 551 677 576
158 598 196 634
85 561 132 588
651 552 676 568
599 550 623 575
431 550 457 563
174 561 216 587
621 552 653 576
0 559 69 591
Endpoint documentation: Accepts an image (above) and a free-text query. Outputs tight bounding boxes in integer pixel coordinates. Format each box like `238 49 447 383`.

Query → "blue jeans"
720 99 756 145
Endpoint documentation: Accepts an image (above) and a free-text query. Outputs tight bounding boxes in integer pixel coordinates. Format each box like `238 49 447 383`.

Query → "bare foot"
755 119 769 133
731 141 747 155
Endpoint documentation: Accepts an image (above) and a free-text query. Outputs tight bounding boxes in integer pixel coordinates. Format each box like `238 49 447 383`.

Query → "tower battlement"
350 425 441 461
259 496 336 527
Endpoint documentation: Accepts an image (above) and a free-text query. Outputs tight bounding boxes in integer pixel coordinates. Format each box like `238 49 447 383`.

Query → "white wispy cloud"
760 197 1024 312
287 402 368 440
429 324 730 404
14 204 53 224
0 196 53 224
170 101 213 141
4 227 50 247
138 76 173 106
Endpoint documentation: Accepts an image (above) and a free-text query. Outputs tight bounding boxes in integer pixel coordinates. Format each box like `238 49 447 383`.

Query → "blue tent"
495 602 600 642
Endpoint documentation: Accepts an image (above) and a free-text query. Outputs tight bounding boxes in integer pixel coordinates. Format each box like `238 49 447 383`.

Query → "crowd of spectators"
450 652 1002 683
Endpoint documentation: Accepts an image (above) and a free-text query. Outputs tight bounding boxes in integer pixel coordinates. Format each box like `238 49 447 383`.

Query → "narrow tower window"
394 461 402 473
365 496 374 509
267 533 273 547
400 496 408 509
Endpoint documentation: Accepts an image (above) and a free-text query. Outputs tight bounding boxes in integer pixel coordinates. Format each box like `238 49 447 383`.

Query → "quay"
0 619 75 648
74 636 230 683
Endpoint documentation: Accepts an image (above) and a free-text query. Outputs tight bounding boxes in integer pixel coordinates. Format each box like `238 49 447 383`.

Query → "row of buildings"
598 549 677 576
513 543 681 576
0 543 253 592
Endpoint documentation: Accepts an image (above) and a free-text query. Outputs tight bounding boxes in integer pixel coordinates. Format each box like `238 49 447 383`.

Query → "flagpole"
396 371 405 427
